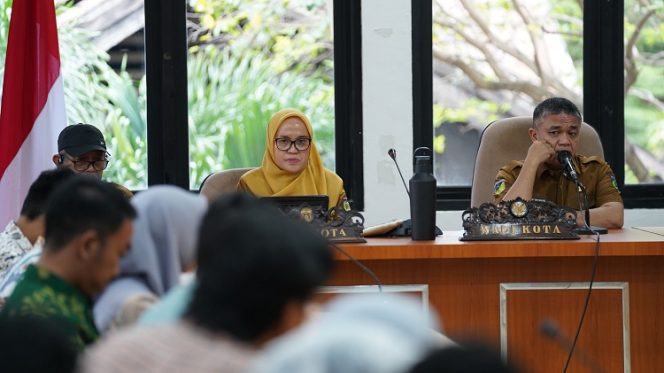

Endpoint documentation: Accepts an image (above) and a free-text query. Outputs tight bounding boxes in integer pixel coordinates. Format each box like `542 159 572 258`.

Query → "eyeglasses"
275 137 311 152
61 154 109 172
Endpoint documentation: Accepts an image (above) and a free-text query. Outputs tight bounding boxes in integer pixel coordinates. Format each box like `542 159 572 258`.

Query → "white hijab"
93 185 208 332
252 293 444 373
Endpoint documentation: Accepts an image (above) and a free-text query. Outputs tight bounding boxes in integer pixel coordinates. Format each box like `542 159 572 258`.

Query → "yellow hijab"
238 108 345 208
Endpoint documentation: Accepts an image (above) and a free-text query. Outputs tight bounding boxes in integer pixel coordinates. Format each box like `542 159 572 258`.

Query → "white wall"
361 0 413 227
360 0 664 230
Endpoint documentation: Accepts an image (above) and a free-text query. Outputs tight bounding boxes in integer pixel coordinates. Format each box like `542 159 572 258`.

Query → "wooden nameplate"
277 202 366 243
461 198 579 241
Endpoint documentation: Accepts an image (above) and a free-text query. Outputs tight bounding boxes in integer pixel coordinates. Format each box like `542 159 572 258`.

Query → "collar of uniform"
574 154 584 175
2 220 32 252
535 154 583 180
536 163 562 180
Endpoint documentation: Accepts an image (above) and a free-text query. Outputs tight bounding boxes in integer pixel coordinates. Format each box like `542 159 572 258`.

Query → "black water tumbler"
410 148 436 240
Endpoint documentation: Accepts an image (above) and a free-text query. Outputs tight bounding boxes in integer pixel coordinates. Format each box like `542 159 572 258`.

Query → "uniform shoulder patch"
494 179 506 195
610 175 620 191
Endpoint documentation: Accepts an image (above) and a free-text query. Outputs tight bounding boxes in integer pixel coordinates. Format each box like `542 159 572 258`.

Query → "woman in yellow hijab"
237 108 346 208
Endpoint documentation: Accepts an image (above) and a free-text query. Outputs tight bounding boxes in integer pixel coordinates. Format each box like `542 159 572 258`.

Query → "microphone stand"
573 181 607 235
386 149 442 237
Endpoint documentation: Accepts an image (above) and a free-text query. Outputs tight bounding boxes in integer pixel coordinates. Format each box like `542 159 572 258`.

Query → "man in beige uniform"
494 97 623 228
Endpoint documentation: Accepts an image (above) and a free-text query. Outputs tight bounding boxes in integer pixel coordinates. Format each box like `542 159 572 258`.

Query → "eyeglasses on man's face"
61 154 109 172
274 137 311 152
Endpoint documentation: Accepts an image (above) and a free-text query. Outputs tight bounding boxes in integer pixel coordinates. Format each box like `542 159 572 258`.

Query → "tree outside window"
432 0 663 187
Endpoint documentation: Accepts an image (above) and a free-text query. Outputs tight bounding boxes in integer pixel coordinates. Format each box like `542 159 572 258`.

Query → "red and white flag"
0 0 66 225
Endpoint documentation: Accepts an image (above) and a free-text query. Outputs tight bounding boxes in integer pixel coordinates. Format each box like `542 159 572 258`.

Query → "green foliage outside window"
187 0 335 188
432 0 663 185
0 0 335 190
188 47 334 188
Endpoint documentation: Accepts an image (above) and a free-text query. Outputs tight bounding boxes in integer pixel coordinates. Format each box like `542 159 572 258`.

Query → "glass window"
624 0 664 185
0 1 148 190
187 0 335 189
60 2 147 190
432 0 583 186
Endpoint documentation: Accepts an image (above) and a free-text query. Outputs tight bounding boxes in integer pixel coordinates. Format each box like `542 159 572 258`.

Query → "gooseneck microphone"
388 148 410 198
540 319 605 373
557 150 583 187
557 150 607 235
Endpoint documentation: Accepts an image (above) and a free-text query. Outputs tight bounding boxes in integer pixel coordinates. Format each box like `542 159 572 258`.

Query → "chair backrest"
470 116 604 207
199 167 253 202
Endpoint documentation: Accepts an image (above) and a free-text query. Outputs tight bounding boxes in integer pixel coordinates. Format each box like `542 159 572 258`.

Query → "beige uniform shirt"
494 155 623 209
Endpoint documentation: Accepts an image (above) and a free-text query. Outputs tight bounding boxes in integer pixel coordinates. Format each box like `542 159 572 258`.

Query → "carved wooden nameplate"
460 198 579 241
279 203 366 243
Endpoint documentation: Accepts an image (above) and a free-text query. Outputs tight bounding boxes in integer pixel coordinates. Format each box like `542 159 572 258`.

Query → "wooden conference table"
329 228 664 373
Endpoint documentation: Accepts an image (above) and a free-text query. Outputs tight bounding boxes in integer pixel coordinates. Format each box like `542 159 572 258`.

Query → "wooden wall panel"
504 288 625 373
328 231 664 371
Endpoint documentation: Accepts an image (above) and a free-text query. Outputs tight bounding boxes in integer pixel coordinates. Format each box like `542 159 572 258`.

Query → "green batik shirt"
0 265 99 351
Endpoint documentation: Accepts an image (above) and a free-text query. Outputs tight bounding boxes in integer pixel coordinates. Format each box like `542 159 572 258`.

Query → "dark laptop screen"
261 195 329 214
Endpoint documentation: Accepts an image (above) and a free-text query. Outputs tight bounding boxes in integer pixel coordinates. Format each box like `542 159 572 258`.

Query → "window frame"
415 0 664 210
334 1 365 210
144 0 189 188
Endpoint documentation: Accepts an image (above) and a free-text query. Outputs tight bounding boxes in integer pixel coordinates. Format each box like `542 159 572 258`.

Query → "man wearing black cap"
52 124 132 198
52 124 109 179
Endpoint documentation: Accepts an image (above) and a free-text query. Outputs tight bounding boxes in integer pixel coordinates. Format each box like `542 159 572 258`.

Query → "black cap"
57 124 107 157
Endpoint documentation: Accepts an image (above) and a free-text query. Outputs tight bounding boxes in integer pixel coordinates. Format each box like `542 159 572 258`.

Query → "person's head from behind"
0 315 78 373
186 193 333 345
121 185 208 291
20 169 76 221
43 176 136 297
52 123 109 179
15 169 76 244
252 293 443 373
530 97 583 166
409 342 517 373
268 109 314 174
